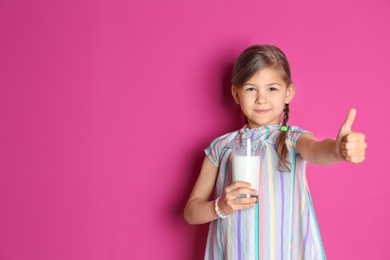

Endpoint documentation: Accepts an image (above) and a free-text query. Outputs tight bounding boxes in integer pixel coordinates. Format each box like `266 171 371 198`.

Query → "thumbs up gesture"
336 109 367 164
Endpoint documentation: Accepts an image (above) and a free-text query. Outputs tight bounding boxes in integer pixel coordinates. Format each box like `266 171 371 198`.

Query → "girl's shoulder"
288 125 307 134
207 129 241 150
286 125 311 146
205 129 241 167
288 125 309 136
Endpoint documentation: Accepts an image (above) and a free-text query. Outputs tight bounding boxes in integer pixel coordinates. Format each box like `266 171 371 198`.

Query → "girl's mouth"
255 109 269 114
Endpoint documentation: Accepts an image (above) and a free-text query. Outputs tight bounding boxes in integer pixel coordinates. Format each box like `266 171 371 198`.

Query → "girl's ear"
285 84 296 104
231 85 240 104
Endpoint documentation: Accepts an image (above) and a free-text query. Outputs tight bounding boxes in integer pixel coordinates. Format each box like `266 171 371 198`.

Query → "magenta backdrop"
0 0 388 259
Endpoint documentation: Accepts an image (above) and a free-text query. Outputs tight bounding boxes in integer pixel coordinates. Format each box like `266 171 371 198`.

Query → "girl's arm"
184 157 257 225
297 108 367 165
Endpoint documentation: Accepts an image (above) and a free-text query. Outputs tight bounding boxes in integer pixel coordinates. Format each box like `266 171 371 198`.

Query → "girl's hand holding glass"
217 181 258 216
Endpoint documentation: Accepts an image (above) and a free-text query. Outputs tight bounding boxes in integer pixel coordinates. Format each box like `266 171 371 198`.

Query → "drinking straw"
247 138 251 156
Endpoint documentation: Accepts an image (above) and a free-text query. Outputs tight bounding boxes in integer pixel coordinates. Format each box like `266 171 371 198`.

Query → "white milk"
232 155 260 195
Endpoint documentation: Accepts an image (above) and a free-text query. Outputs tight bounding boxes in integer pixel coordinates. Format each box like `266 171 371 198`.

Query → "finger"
224 181 251 193
222 195 257 214
341 140 367 150
343 132 365 142
341 149 366 158
230 202 257 212
232 187 257 197
341 108 357 133
234 197 258 205
340 149 366 158
340 142 367 154
344 155 365 164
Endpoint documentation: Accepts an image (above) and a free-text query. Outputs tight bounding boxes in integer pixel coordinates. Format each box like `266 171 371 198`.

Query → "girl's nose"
255 92 267 104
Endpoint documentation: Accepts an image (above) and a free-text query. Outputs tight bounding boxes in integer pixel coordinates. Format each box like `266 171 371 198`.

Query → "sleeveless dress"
204 124 326 260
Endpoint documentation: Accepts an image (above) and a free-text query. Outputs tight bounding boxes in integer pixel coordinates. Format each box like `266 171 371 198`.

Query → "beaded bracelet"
214 197 228 219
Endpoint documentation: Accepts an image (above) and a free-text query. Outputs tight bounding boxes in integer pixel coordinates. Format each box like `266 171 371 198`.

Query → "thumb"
337 109 357 144
341 108 357 134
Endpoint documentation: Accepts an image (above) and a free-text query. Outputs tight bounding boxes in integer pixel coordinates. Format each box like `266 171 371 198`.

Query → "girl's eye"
268 87 278 92
245 87 256 92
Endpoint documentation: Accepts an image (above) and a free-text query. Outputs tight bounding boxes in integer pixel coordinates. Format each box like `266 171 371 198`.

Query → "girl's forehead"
247 68 285 83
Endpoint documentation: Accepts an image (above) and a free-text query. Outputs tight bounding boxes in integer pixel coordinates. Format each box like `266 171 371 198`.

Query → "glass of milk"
231 138 260 199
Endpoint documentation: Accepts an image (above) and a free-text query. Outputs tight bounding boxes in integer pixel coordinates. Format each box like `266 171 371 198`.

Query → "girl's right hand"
217 181 258 215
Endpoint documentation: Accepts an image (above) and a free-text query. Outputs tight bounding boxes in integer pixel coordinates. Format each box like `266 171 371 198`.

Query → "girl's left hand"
336 108 367 164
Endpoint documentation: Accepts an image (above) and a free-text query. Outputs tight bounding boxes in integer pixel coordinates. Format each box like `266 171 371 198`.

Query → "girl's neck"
247 121 281 129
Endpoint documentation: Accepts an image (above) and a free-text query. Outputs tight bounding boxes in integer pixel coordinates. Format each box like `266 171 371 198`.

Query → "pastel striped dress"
204 124 326 260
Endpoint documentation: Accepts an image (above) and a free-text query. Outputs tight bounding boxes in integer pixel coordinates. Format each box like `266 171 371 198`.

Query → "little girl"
184 44 367 260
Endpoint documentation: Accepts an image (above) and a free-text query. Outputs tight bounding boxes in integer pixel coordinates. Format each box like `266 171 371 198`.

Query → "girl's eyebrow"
244 83 258 87
245 82 282 87
265 83 282 87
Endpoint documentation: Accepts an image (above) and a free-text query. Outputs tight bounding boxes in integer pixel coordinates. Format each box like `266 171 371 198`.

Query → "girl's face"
231 68 296 128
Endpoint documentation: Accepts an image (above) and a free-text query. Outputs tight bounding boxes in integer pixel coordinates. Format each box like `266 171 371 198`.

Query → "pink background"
0 0 388 259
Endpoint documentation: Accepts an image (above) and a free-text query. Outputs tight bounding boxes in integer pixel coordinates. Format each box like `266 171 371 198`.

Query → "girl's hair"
231 44 292 172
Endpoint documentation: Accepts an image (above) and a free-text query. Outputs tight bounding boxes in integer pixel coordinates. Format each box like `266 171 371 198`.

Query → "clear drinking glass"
231 138 260 199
